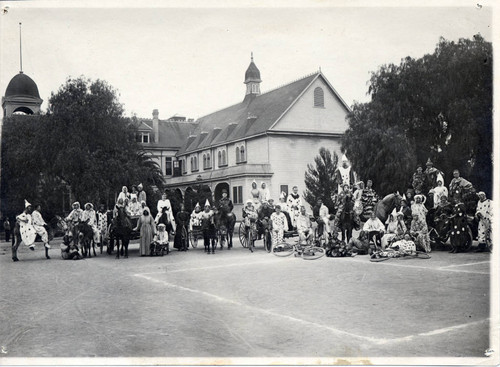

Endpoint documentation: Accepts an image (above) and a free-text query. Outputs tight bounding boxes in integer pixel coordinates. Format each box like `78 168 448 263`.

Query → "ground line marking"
369 261 489 274
440 261 490 269
134 273 489 345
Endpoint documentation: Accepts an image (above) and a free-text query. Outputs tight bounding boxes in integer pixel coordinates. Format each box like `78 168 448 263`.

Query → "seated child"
150 223 169 255
60 234 82 260
347 230 371 255
389 233 416 255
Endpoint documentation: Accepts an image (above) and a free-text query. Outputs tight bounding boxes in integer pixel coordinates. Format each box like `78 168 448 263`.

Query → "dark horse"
107 206 132 259
374 193 402 223
12 215 67 262
75 221 97 258
214 209 236 249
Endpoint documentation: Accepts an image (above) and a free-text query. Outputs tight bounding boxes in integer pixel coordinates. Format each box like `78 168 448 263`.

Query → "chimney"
152 109 159 143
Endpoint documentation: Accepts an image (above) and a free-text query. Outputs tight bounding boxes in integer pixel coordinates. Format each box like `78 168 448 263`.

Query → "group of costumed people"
331 158 493 257
15 155 492 261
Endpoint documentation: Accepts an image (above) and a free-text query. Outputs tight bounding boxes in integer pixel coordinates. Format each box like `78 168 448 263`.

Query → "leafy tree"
342 34 492 196
1 77 164 219
303 147 339 211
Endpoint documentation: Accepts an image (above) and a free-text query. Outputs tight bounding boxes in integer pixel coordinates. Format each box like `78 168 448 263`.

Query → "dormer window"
314 87 324 108
136 133 150 143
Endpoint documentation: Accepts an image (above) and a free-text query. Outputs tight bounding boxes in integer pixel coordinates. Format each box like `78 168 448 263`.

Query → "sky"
0 0 494 120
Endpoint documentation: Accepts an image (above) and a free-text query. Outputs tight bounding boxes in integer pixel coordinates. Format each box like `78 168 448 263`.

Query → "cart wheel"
239 222 248 248
301 246 325 260
189 230 198 248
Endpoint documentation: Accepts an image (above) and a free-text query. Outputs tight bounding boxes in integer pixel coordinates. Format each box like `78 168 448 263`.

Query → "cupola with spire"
244 52 261 99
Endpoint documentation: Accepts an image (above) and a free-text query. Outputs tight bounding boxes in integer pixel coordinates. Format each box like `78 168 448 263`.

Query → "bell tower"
244 52 262 98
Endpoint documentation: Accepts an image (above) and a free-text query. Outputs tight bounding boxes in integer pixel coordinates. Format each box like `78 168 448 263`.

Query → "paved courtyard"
0 236 495 364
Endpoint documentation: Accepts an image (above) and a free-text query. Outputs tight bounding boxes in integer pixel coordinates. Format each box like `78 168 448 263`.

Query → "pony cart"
189 225 203 248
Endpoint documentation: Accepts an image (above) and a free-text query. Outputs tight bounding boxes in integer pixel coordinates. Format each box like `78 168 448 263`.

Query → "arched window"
236 147 240 163
314 87 324 108
218 151 222 166
240 145 246 162
207 153 211 168
194 156 197 170
222 150 226 165
203 154 207 169
190 157 194 171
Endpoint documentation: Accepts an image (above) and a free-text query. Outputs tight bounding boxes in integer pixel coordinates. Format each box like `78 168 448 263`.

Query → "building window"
240 145 246 162
233 186 243 204
207 153 211 168
222 150 226 165
192 156 198 172
236 147 240 163
280 185 289 198
165 157 172 176
182 158 187 174
314 87 324 108
218 151 222 166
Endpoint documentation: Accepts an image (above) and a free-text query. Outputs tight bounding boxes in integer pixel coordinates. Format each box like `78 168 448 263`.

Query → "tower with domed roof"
2 72 43 117
243 53 261 101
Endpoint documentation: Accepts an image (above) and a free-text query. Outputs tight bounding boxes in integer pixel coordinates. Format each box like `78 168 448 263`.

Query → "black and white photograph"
0 0 497 365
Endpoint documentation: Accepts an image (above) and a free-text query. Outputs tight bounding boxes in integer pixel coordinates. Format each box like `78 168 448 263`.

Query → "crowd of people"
7 158 493 261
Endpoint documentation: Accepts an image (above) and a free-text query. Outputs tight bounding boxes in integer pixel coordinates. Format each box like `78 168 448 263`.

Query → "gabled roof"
177 72 327 156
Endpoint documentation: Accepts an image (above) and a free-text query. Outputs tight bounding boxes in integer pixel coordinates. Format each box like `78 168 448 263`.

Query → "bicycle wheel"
301 246 325 260
271 242 295 257
264 230 272 253
238 222 248 248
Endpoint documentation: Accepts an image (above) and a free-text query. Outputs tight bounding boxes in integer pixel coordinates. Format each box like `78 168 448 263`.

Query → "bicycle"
271 239 325 260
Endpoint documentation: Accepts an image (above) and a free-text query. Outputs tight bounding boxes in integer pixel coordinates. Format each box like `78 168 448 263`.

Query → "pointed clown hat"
24 199 31 208
204 199 211 207
195 202 201 209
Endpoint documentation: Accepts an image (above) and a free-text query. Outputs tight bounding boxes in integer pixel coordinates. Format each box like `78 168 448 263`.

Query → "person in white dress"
126 194 142 218
475 191 493 252
117 186 130 203
16 200 38 250
259 182 270 203
81 203 99 243
157 192 174 221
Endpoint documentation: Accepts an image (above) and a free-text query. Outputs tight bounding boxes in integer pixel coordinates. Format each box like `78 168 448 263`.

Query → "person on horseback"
156 205 176 234
217 189 234 213
157 192 174 223
66 201 84 243
32 204 51 250
82 203 99 245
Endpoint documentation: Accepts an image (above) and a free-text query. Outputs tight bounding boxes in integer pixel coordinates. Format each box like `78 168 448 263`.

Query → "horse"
74 221 96 258
214 210 236 249
107 207 132 259
374 192 402 223
11 215 66 262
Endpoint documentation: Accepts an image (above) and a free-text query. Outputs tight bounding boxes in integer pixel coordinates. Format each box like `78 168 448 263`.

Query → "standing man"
449 169 474 205
361 179 378 222
296 206 312 245
3 217 11 242
286 186 302 229
424 158 444 192
32 204 51 250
